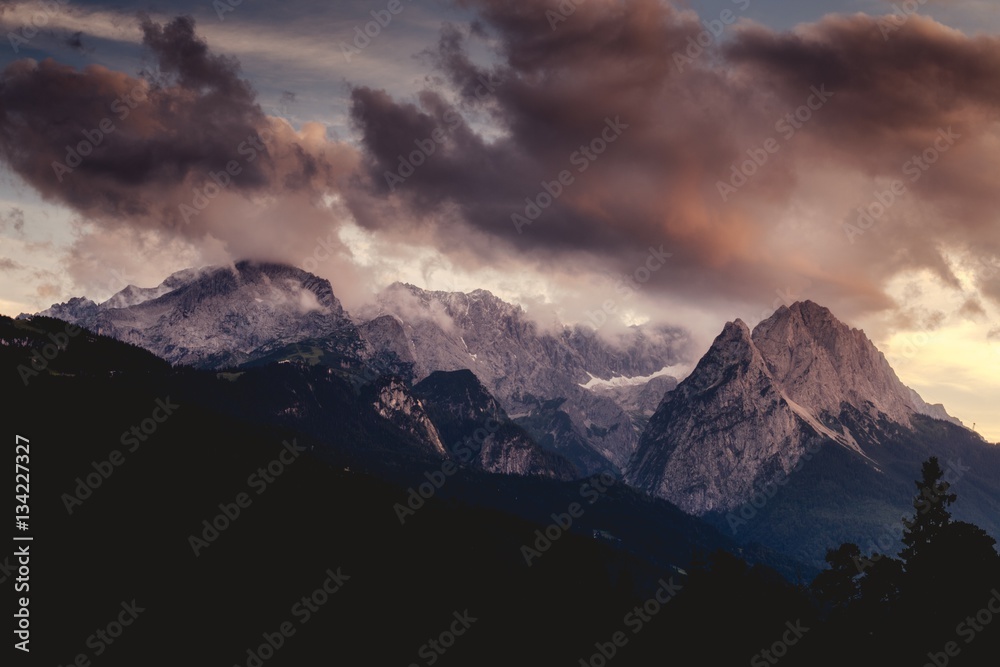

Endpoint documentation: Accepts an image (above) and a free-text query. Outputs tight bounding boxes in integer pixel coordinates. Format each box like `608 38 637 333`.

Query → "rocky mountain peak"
369 376 446 454
35 260 356 368
625 316 793 513
788 299 836 321
674 318 767 395
28 295 98 322
628 300 967 514
751 300 915 425
721 318 754 347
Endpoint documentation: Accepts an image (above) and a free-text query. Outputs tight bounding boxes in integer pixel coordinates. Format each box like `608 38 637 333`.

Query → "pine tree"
899 457 955 565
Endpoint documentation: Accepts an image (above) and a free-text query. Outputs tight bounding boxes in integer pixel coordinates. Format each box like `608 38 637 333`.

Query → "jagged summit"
28 262 685 475
374 282 526 329
752 300 917 425
29 295 99 322
626 316 794 513
36 260 357 368
384 281 505 300
99 266 218 310
365 280 687 473
628 302 964 513
721 318 752 344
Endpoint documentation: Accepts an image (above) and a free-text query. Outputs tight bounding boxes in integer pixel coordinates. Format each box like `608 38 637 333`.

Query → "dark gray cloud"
0 16 350 235
1 5 999 326
345 3 1000 317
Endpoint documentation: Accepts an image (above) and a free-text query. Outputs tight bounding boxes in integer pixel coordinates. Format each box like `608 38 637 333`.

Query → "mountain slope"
412 369 576 479
626 301 998 566
627 320 815 514
358 282 689 473
751 302 952 426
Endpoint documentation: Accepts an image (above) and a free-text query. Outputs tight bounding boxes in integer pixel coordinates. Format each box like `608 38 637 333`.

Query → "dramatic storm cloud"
343 1 1000 320
2 4 999 321
0 4 999 424
0 15 362 294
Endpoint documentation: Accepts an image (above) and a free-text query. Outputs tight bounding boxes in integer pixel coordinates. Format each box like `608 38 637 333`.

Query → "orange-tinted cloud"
2 7 999 325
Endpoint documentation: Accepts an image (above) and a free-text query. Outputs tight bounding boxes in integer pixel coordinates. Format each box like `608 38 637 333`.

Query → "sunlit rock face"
627 302 963 514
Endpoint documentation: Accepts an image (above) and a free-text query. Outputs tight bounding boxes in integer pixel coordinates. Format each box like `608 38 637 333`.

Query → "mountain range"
29 260 1000 568
37 261 688 476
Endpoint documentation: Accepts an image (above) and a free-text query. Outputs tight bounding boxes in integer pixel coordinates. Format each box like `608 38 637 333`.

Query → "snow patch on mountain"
578 364 692 390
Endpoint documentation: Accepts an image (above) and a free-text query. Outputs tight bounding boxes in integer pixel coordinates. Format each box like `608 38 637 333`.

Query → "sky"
0 0 998 441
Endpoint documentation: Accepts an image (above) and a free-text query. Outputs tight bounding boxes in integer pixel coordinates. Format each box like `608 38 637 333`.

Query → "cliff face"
627 320 809 513
412 370 576 480
627 302 964 514
367 376 447 457
751 302 917 426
